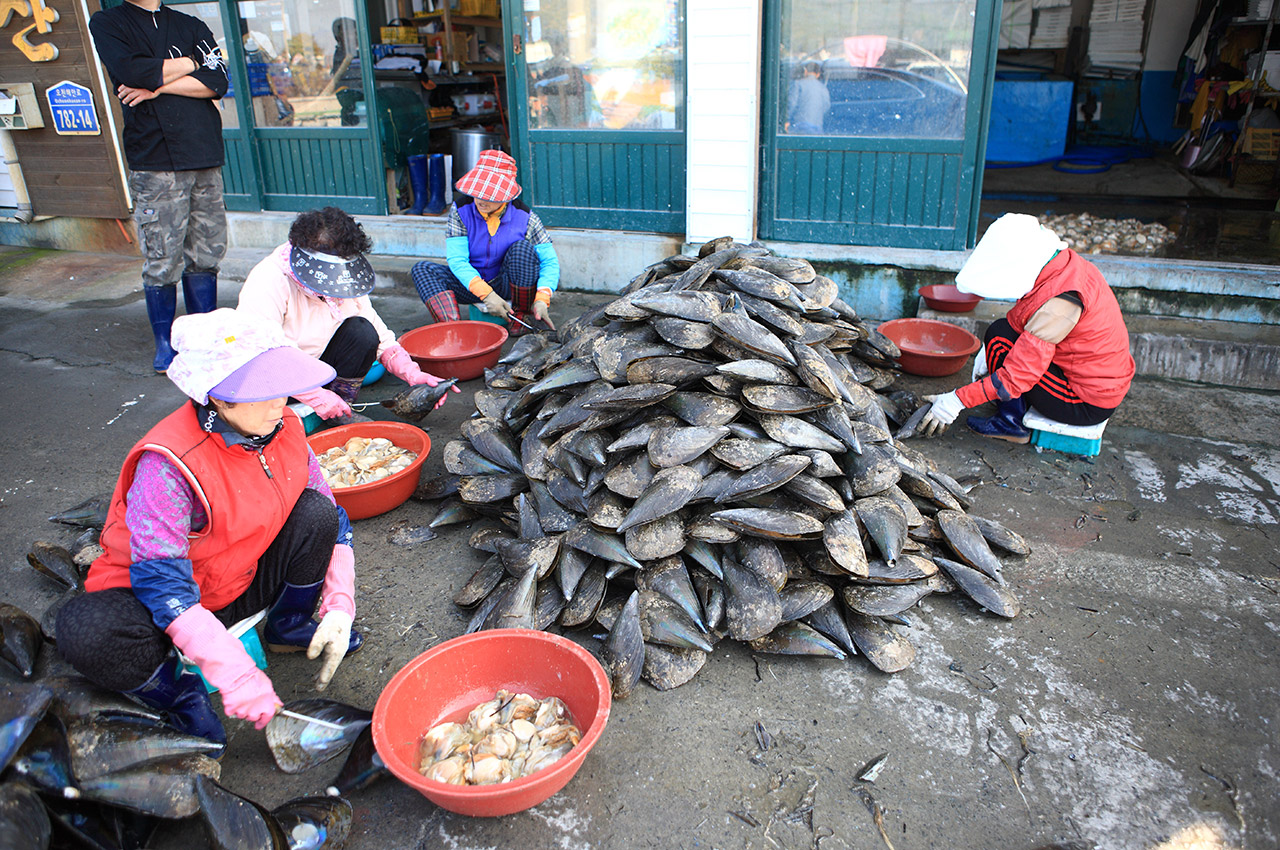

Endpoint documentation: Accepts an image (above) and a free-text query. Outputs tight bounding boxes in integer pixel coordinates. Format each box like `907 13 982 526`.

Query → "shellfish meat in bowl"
306 422 430 520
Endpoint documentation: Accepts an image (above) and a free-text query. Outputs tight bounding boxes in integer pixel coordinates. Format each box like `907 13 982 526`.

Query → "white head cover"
954 213 1068 301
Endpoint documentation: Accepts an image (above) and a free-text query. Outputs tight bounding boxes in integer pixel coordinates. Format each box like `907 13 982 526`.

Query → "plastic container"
918 284 981 313
451 128 504 186
182 611 267 692
372 629 611 817
399 321 508 381
467 304 507 326
306 422 431 520
877 318 981 377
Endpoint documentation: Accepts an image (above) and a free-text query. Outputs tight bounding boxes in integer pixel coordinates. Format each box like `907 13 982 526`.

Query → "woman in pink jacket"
238 206 457 427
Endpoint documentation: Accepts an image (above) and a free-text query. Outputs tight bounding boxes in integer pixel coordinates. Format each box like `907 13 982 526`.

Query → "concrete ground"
1 248 1277 850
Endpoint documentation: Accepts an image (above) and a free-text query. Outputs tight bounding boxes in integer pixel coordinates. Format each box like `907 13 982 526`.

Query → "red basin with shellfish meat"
372 629 611 817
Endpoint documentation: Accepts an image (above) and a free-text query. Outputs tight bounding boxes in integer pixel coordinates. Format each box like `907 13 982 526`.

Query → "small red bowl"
307 422 430 520
373 629 611 817
400 321 508 381
919 284 981 313
878 318 981 377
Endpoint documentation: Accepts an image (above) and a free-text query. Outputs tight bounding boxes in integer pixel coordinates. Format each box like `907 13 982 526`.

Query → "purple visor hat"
168 308 336 405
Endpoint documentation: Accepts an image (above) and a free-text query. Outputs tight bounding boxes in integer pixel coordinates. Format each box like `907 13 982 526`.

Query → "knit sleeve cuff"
467 277 493 299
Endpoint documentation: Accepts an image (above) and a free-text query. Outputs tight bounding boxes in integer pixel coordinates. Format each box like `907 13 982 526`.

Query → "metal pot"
450 127 505 188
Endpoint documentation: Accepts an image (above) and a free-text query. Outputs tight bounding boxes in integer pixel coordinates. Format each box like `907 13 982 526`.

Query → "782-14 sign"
45 80 100 136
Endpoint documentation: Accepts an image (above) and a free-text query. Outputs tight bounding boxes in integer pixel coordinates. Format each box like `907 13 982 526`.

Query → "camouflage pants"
129 168 227 289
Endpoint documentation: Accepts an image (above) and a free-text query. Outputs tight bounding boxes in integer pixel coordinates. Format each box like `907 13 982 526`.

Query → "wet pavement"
1 258 1278 850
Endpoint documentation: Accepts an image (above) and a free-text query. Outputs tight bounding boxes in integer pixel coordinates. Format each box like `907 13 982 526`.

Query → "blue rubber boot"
264 581 364 654
424 153 446 215
407 154 429 215
966 397 1031 444
181 271 218 314
126 653 227 753
143 284 178 373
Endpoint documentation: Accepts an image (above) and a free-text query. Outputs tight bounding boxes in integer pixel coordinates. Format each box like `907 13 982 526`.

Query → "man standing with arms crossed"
90 0 229 373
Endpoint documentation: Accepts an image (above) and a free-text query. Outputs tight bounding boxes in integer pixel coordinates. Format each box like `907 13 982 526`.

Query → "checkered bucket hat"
455 150 521 202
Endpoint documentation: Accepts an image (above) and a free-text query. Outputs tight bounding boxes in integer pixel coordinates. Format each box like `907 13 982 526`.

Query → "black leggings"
983 318 1116 427
320 316 379 380
56 489 337 691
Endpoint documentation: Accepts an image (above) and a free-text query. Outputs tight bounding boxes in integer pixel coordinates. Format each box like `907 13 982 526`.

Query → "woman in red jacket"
56 309 361 751
920 213 1135 441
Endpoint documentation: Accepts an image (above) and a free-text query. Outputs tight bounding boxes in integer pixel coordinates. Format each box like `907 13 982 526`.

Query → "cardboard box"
380 26 419 44
425 30 472 60
459 0 500 17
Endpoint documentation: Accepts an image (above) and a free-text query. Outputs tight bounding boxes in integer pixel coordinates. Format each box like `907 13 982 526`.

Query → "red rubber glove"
292 386 351 420
166 605 281 729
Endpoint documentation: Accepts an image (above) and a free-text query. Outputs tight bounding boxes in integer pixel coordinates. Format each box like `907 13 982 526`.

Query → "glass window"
233 0 366 128
524 0 682 130
185 1 237 130
780 0 974 139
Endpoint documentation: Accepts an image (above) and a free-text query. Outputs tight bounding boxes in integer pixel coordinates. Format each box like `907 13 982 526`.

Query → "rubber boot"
181 271 218 314
144 284 178 373
407 154 429 215
264 581 364 654
966 397 1030 444
323 376 373 428
126 652 227 753
424 153 446 215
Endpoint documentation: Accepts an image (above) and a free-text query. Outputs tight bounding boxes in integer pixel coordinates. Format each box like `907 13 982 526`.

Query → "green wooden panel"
220 135 257 211
525 135 685 233
254 135 379 209
759 0 1002 250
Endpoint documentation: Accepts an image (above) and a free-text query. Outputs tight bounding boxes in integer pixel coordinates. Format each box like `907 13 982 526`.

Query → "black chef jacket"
89 1 229 172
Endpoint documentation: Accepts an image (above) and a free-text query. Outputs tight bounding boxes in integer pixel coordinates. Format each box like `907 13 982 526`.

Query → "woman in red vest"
920 213 1135 441
56 309 362 751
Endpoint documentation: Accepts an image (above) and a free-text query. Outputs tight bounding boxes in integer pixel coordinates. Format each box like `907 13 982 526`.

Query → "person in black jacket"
89 0 230 373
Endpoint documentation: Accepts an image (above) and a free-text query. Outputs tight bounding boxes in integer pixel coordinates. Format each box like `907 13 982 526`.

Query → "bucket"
451 127 505 188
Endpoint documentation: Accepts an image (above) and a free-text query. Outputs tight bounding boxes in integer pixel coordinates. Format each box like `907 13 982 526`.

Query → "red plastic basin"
399 321 508 381
373 629 611 817
307 422 430 520
878 318 982 377
918 284 981 313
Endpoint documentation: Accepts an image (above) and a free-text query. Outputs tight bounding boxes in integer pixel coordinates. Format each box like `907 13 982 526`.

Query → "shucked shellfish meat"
317 437 417 489
418 690 581 785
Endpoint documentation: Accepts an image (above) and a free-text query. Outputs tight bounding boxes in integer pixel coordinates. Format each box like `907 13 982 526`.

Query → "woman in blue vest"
410 150 560 334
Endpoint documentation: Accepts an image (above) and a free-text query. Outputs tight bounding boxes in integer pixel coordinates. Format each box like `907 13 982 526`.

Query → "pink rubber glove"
317 544 356 619
380 345 439 387
166 605 281 729
293 386 352 420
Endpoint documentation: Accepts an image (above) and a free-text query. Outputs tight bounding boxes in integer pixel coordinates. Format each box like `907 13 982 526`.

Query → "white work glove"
919 391 964 437
480 291 511 320
307 610 353 691
531 298 553 329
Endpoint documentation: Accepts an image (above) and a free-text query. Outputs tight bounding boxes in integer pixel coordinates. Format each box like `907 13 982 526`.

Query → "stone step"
220 247 436 293
916 304 1280 392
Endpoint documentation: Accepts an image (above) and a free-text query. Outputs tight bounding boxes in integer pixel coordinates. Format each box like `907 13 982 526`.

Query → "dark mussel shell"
265 699 372 774
0 780 51 850
79 753 220 818
272 795 354 850
1 682 54 773
326 724 387 797
196 775 287 850
0 603 44 679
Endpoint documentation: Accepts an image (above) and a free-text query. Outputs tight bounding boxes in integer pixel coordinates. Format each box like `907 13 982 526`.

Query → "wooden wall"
0 0 130 218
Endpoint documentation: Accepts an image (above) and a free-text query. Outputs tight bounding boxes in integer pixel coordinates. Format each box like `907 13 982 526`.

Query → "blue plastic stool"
287 402 323 435
1023 408 1108 457
364 361 386 385
468 304 508 326
179 611 268 694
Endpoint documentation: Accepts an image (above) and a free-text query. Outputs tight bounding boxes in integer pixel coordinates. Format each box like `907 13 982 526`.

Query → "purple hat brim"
208 346 337 403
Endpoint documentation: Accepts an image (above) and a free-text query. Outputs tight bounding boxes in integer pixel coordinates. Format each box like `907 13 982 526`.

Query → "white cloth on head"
954 213 1068 301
